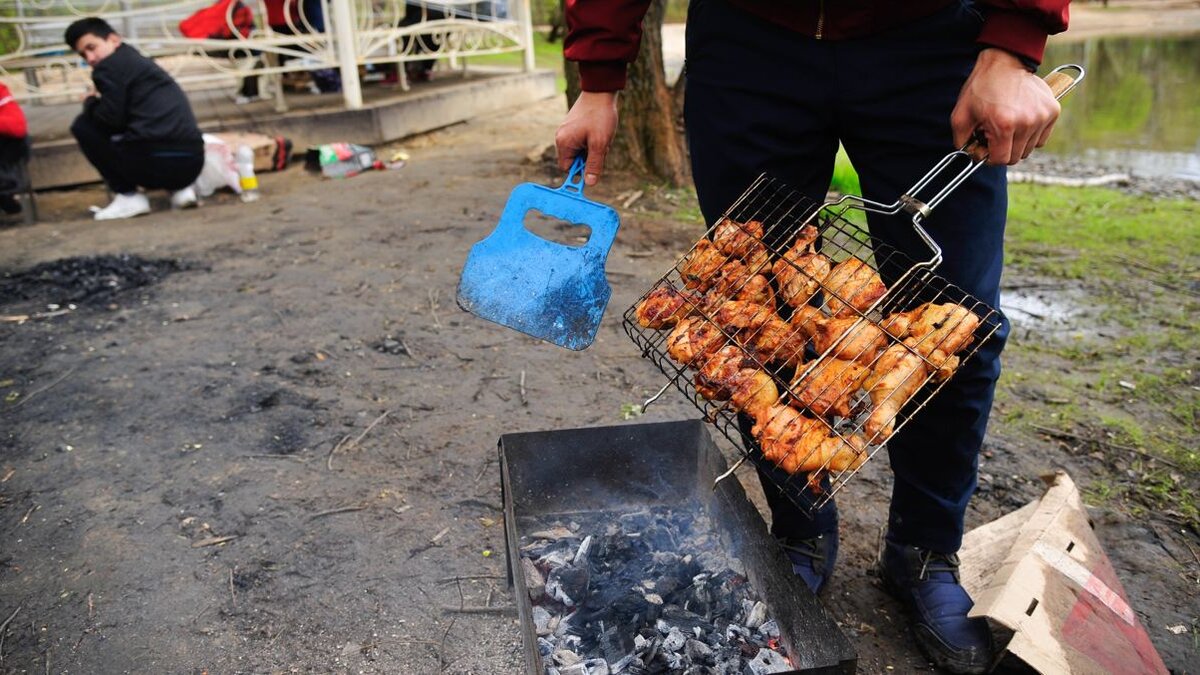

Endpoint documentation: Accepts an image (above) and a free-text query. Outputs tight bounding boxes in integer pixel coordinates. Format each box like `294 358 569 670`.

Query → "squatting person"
555 0 1068 672
65 17 205 220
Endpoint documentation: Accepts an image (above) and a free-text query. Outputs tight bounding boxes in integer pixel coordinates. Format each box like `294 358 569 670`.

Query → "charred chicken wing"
635 284 702 329
790 358 870 419
695 346 780 421
666 317 727 366
679 239 729 290
861 339 952 442
905 302 980 357
823 258 887 318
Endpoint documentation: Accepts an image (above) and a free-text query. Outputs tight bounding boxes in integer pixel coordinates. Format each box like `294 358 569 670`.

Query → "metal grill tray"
499 420 856 674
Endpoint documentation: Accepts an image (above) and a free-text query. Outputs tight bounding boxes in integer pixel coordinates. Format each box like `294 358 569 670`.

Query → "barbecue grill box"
499 419 856 674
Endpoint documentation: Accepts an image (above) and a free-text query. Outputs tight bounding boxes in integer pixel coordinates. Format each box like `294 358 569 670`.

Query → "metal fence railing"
0 0 534 110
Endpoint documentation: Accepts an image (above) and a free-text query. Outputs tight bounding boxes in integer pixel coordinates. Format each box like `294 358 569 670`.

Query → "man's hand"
555 91 619 186
951 49 1061 166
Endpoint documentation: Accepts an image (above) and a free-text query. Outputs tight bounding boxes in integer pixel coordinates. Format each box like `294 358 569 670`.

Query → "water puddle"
1001 286 1089 334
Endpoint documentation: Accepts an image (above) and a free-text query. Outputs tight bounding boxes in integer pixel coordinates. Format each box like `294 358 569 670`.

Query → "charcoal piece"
658 606 714 635
598 625 635 665
664 626 688 652
553 648 583 667
523 557 546 600
538 636 555 657
685 638 714 664
547 564 590 607
641 523 678 550
534 606 553 636
757 620 779 639
744 602 767 629
618 510 654 531
744 647 790 674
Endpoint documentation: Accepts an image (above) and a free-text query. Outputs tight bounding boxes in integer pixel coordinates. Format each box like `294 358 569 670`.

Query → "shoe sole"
95 208 151 221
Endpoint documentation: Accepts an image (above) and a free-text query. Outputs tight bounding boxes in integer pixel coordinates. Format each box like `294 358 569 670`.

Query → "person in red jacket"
556 1 1068 672
0 82 29 216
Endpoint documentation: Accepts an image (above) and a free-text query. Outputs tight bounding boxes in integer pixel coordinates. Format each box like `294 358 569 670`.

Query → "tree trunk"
565 0 689 187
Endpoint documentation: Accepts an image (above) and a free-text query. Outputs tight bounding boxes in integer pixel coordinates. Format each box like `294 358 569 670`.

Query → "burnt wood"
499 419 857 674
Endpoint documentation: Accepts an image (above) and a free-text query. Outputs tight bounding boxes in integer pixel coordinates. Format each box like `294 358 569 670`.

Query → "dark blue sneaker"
779 531 838 594
875 534 993 674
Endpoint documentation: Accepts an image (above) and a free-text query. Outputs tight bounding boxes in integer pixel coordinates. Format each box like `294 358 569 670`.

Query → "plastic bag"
192 134 242 197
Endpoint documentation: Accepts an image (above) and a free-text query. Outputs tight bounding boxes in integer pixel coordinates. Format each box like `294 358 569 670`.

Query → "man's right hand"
555 91 619 186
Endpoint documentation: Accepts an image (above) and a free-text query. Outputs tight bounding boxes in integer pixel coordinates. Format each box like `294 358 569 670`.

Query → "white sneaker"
170 186 198 209
93 192 151 221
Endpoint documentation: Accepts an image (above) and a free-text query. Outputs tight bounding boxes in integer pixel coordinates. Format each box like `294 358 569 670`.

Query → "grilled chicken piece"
862 338 953 441
666 316 727 366
709 264 777 311
905 302 980 357
679 239 729 290
635 285 702 329
745 316 808 368
713 218 768 260
811 313 910 364
774 252 832 309
789 305 825 340
790 358 870 419
712 300 777 333
695 346 780 421
752 405 867 475
823 258 887 318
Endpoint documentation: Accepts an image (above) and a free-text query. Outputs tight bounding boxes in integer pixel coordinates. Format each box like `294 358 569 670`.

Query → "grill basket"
622 65 1084 510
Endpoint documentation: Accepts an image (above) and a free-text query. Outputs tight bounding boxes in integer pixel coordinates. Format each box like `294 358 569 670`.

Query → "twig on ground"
327 434 351 471
245 454 309 462
87 593 93 619
439 605 514 615
192 535 239 548
428 288 442 328
11 366 79 410
20 504 39 524
0 603 23 664
519 370 527 406
1030 424 1181 469
436 574 505 584
308 504 368 520
347 410 392 450
430 526 450 544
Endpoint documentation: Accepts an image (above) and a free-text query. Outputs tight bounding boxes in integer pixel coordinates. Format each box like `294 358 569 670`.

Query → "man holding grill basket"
556 0 1068 672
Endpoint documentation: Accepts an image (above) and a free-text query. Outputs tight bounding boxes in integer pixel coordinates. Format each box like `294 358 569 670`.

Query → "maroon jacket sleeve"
563 0 653 92
976 0 1070 66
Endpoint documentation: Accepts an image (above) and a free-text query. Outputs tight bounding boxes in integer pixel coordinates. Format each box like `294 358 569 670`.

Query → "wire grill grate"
622 174 1003 510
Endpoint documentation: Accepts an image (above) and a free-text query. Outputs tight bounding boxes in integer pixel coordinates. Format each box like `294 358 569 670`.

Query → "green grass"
1005 184 1200 278
464 31 568 92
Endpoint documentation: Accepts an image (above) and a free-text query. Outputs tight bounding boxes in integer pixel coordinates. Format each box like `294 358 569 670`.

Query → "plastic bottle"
235 145 260 202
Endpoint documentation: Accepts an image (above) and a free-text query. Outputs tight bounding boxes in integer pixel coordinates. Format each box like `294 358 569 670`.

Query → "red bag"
180 0 254 40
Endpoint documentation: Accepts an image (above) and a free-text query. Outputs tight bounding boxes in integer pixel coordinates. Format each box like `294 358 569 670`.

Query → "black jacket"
84 43 202 147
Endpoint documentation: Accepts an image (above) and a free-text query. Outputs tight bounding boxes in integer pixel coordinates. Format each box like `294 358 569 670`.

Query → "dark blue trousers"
685 0 1011 553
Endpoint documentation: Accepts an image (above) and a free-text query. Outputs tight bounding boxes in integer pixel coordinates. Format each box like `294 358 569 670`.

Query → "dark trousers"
686 0 1010 554
0 135 30 195
70 115 204 194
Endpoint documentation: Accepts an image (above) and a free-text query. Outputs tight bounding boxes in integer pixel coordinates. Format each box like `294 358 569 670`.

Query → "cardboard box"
211 132 288 172
960 471 1169 674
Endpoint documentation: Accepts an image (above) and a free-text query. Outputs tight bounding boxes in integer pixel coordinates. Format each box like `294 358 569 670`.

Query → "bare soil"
1 97 1197 673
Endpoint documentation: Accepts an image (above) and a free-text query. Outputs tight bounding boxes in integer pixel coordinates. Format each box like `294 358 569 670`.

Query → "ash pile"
519 505 791 675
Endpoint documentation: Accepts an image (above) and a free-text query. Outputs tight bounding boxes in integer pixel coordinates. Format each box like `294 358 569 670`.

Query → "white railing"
0 0 534 110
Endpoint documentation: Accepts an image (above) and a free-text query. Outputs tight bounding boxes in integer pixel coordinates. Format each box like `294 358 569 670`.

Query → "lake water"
1042 33 1200 181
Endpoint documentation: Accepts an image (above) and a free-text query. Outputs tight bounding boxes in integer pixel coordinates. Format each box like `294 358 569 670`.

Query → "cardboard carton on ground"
959 471 1168 674
211 131 288 172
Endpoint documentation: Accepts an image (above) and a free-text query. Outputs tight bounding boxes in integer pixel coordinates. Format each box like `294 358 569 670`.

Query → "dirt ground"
1 97 1197 674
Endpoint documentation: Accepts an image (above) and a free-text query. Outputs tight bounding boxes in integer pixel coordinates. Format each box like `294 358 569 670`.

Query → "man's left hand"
951 48 1061 166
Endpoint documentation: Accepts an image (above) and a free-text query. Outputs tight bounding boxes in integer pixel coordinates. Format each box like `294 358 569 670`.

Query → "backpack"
180 0 254 40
